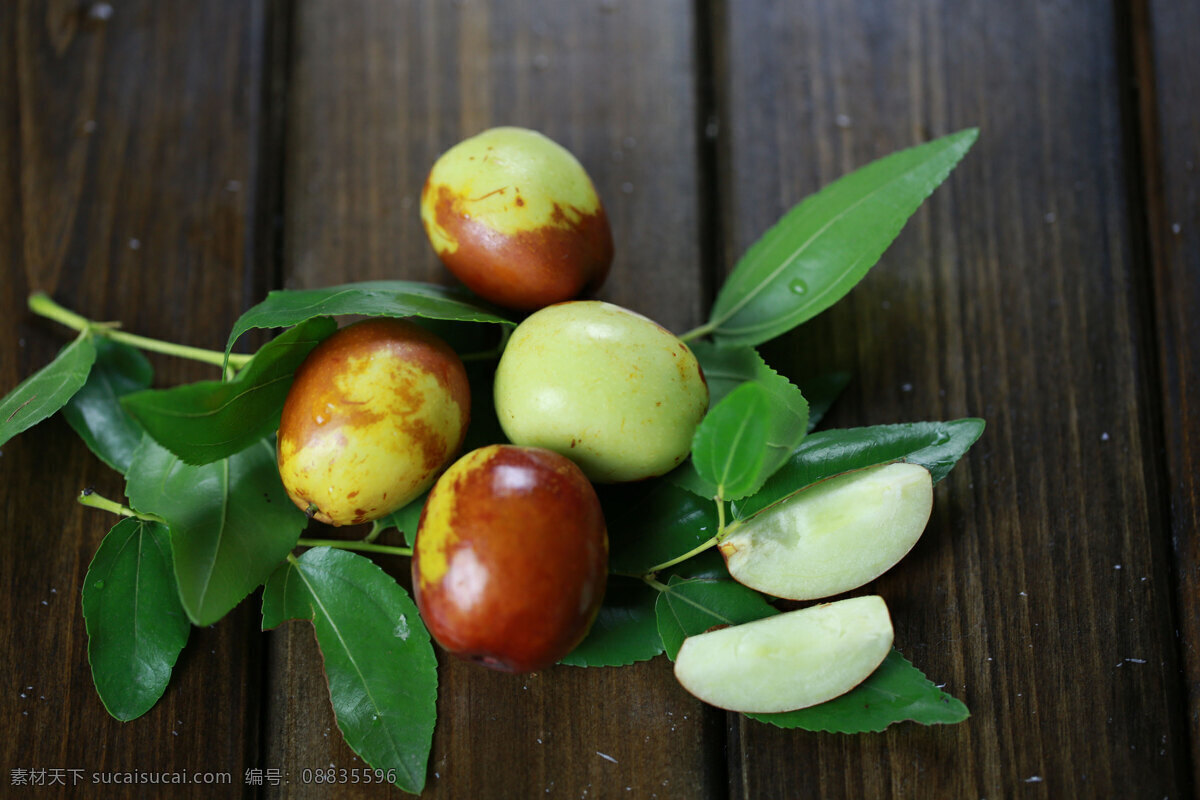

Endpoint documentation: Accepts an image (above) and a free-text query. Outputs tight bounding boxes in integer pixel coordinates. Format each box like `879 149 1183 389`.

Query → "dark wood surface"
1141 0 1200 791
1 2 1195 798
1 0 271 793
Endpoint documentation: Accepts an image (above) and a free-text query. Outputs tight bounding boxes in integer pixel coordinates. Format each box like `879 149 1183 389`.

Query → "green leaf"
82 517 190 721
0 329 96 448
600 477 720 576
687 341 845 490
690 341 766 408
663 549 730 582
691 343 810 435
654 576 777 661
732 361 809 478
62 339 153 473
691 382 771 499
708 129 978 346
125 435 306 626
122 317 336 465
798 370 851 432
664 460 720 501
225 280 514 364
746 649 969 732
733 419 986 520
560 576 663 667
372 490 429 549
262 548 437 794
688 345 809 500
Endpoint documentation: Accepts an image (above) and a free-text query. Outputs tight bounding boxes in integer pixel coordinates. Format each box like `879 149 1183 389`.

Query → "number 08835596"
300 767 397 785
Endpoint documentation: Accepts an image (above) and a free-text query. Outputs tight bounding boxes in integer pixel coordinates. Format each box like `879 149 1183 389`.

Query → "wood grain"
267 2 720 797
0 1 272 794
713 0 1188 797
1140 0 1200 790
4 1 1196 797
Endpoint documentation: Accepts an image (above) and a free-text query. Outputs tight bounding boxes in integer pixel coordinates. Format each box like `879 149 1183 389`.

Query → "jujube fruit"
276 318 470 526
493 301 709 482
420 126 613 311
413 444 608 673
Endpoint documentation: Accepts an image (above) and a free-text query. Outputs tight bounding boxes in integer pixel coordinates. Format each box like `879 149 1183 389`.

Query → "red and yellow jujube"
413 444 608 672
276 318 470 527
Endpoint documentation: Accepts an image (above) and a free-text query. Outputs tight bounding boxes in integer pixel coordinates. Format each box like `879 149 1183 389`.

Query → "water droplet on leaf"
788 279 808 295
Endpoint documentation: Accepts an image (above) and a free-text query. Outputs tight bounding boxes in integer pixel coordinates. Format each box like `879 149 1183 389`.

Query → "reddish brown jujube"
413 444 608 672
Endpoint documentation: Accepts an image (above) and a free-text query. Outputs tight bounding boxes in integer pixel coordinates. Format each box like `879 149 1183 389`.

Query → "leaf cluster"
5 283 512 793
568 417 981 731
0 129 979 791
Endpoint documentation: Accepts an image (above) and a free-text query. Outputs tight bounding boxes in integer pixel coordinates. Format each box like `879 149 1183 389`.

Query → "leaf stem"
638 535 720 576
104 329 253 369
642 574 670 593
296 538 413 558
28 292 252 370
633 495 737 577
678 321 716 344
77 488 166 523
363 519 386 543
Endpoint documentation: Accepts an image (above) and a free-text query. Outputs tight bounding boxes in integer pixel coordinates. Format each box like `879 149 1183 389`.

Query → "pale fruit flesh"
720 462 933 601
673 595 894 713
493 301 708 483
277 318 470 527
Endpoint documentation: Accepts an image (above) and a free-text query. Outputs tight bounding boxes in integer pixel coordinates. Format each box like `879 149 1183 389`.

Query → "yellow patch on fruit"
414 446 493 589
421 127 603 255
278 352 465 527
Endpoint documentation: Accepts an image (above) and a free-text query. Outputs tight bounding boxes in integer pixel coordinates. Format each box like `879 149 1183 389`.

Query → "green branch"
635 535 720 577
77 489 166 523
630 496 736 578
678 321 716 344
296 538 413 558
29 292 252 370
642 574 670 593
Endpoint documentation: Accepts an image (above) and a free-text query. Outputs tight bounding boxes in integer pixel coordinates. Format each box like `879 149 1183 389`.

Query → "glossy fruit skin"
420 127 613 311
277 318 470 527
493 301 709 483
413 444 608 673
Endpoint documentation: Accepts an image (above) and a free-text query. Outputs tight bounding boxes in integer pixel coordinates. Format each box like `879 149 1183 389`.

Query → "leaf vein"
291 560 419 787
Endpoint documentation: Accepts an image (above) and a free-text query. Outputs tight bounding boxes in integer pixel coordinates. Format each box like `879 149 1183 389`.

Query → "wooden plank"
713 0 1188 797
1139 0 1200 789
0 1 273 793
268 2 721 797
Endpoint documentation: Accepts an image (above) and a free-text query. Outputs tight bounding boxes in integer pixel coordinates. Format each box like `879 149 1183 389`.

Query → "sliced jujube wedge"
719 462 933 601
673 595 893 713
